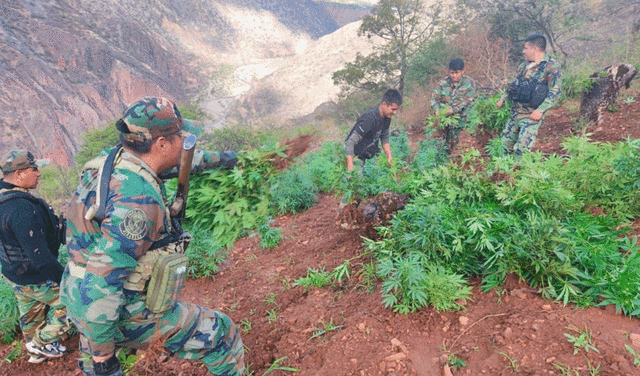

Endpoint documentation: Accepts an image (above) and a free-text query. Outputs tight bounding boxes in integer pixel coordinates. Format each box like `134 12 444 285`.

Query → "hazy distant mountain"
0 0 371 164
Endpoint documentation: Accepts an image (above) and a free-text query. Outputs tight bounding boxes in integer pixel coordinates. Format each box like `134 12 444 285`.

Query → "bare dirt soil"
2 91 640 376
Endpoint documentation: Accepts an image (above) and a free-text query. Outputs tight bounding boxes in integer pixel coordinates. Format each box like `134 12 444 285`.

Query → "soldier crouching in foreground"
0 150 71 363
60 97 244 376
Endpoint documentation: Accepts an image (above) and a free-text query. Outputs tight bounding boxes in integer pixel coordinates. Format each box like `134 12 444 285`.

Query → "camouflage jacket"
60 147 234 356
430 75 477 114
502 54 562 114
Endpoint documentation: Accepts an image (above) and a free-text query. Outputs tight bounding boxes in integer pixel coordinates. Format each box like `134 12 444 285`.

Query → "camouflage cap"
0 150 50 173
119 97 202 142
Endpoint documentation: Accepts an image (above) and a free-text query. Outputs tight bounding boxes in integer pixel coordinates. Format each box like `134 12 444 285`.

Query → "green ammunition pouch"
123 236 190 314
145 252 189 313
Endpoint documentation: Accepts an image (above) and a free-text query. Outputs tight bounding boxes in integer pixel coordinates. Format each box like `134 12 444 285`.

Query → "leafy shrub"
411 138 447 172
0 278 19 343
34 165 80 210
560 73 593 102
466 94 511 134
377 253 472 313
299 141 345 193
184 225 226 278
258 220 283 249
200 124 272 152
74 122 120 166
183 143 285 248
269 166 318 215
389 130 412 165
293 268 333 289
405 36 453 91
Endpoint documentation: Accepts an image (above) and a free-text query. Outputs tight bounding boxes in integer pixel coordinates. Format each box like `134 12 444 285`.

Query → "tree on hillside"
332 0 443 95
455 0 589 64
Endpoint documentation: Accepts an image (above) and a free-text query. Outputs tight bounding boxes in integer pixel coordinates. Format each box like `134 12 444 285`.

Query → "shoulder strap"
84 145 123 224
532 61 548 82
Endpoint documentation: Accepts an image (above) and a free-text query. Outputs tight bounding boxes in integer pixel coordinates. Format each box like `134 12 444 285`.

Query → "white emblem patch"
119 208 148 240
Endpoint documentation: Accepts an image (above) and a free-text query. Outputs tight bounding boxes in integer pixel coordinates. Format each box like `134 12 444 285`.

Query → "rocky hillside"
0 0 371 165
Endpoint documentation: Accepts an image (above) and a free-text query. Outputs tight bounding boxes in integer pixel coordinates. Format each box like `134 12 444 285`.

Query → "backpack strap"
84 145 123 223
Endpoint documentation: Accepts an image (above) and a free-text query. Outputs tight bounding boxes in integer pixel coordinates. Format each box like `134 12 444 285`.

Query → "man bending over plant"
344 89 402 172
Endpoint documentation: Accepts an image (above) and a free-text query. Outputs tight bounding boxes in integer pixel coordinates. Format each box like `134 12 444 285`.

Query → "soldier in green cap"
431 58 477 153
59 97 244 376
0 150 71 363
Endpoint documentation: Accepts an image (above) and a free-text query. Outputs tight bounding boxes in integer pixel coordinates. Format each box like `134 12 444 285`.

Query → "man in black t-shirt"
344 89 403 172
0 150 70 363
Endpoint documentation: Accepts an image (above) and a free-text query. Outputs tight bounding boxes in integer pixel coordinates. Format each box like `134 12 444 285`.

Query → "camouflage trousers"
62 273 244 376
3 277 69 346
501 111 543 154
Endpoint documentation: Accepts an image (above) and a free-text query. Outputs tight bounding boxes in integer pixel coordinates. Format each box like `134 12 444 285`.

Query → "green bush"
376 252 472 313
184 225 227 278
0 278 19 343
200 124 272 152
466 94 511 134
34 165 80 210
183 143 285 248
389 130 412 165
560 73 593 102
404 36 453 91
269 166 318 215
411 138 447 172
74 122 120 166
258 219 283 249
299 141 345 193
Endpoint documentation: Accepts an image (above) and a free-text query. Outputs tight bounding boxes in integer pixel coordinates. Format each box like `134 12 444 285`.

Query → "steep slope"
0 0 370 165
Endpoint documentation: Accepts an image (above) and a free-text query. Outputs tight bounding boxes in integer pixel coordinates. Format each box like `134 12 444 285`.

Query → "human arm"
159 150 238 179
346 155 355 171
11 202 64 283
382 143 392 165
430 80 447 111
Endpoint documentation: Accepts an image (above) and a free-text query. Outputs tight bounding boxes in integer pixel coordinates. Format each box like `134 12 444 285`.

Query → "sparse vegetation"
564 325 599 355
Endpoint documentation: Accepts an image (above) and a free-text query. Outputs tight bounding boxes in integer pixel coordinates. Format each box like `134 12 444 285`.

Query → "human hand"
93 354 123 376
529 110 543 121
220 151 238 169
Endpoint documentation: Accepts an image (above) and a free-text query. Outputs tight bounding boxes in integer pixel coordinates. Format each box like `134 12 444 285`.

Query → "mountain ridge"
0 0 371 165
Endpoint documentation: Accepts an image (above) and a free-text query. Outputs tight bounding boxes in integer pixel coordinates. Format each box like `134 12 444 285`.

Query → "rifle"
150 133 197 251
169 134 198 220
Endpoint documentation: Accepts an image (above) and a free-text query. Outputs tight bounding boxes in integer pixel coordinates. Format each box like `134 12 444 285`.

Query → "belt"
67 261 86 278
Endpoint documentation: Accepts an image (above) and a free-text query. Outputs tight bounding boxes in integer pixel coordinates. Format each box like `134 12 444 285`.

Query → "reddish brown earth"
3 90 640 376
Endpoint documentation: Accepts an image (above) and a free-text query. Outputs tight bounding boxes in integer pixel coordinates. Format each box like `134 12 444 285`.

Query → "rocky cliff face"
0 0 370 165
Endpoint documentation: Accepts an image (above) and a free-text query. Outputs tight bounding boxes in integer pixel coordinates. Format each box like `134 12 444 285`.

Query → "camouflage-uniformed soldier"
497 34 562 154
0 150 70 363
59 97 244 376
431 58 477 153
